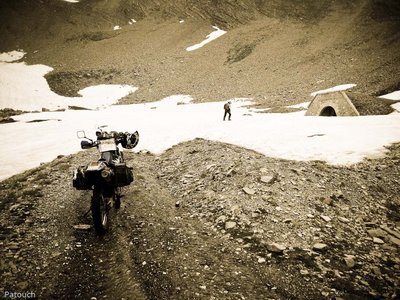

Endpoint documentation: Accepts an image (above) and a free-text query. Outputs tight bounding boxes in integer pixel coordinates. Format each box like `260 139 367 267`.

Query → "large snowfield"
0 50 399 181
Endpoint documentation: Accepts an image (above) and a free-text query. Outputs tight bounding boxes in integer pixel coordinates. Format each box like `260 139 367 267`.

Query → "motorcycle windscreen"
98 139 117 152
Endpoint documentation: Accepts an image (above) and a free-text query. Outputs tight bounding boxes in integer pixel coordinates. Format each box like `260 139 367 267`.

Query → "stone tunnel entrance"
320 106 337 116
306 91 360 116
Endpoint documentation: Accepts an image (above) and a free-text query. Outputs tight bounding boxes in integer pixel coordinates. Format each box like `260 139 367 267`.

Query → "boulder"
225 221 237 230
312 243 328 251
243 187 256 195
267 243 286 253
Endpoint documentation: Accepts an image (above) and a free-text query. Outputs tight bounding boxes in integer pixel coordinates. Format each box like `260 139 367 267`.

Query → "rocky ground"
1 139 399 299
1 1 400 299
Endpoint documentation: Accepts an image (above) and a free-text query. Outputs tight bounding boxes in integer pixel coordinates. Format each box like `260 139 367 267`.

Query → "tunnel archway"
320 106 337 116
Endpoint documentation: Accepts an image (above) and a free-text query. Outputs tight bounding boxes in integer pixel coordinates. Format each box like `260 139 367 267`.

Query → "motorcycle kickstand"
83 207 92 218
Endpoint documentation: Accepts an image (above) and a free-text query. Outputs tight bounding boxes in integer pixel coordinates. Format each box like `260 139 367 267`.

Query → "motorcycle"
72 126 139 235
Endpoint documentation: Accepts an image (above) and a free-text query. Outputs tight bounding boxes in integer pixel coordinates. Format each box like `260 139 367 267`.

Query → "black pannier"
72 166 91 190
114 163 134 187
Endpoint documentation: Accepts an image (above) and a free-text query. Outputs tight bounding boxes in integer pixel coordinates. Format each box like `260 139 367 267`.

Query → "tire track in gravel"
116 151 298 300
19 151 148 300
47 193 147 300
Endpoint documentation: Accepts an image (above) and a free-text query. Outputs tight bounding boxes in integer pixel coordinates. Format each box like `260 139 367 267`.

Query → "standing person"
223 101 231 121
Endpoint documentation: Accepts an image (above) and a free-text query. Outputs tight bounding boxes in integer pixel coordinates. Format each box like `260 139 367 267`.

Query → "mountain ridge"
0 0 399 105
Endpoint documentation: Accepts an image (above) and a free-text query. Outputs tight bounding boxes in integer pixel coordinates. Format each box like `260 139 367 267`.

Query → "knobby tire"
92 186 108 235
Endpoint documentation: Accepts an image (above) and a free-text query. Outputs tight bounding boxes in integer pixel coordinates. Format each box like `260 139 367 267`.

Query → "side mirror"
77 130 86 139
81 140 94 149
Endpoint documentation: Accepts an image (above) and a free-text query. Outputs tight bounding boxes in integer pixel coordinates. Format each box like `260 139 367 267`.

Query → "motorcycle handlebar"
80 140 97 149
79 130 139 150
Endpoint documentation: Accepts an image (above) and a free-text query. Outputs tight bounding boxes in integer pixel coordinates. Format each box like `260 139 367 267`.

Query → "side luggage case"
72 166 91 190
114 162 134 187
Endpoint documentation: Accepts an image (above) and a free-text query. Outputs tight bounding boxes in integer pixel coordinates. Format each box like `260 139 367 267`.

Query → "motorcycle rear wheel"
92 187 109 235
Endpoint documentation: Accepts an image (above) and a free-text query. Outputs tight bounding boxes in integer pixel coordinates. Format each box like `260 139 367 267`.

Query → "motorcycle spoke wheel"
92 187 109 235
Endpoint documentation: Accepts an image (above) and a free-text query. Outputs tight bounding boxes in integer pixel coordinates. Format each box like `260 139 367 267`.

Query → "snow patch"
113 25 121 30
146 95 193 109
287 102 310 109
1 57 400 181
311 84 356 97
0 50 26 62
379 90 400 112
379 90 400 101
1 95 400 181
186 26 227 52
63 0 80 3
0 60 136 111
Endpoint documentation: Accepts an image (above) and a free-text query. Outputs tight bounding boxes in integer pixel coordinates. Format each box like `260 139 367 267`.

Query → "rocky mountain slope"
0 140 399 299
1 0 399 105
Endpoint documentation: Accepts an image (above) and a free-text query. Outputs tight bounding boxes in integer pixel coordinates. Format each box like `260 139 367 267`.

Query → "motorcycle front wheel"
92 186 109 235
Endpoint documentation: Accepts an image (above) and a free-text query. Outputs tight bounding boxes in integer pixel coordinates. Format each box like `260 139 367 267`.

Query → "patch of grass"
264 106 304 114
0 117 17 124
27 119 61 123
4 191 17 201
0 191 18 210
22 187 43 198
42 179 53 185
0 108 26 118
66 31 119 43
68 106 91 110
58 163 71 171
6 180 23 189
330 278 371 299
386 197 400 222
22 168 39 178
35 172 49 181
348 92 398 115
226 43 256 64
